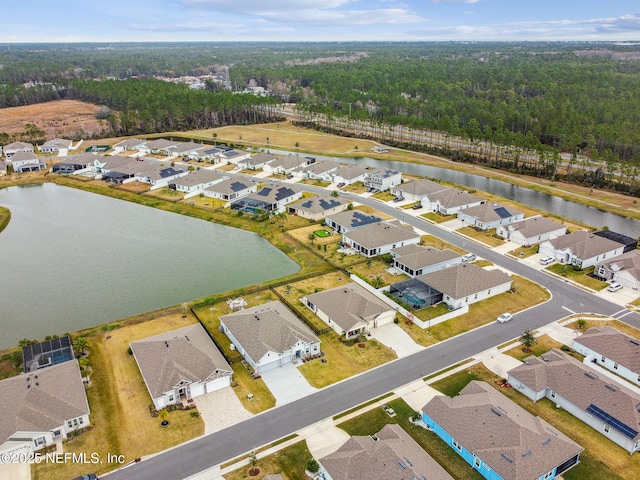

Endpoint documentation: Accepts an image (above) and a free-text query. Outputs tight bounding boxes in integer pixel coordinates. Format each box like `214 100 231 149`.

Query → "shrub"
306 459 320 473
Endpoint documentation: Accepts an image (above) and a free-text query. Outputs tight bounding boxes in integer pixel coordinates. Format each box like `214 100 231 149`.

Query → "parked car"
72 474 98 480
497 313 513 323
411 204 422 210
337 182 346 187
539 256 555 266
607 282 623 292
462 253 477 262
393 196 405 202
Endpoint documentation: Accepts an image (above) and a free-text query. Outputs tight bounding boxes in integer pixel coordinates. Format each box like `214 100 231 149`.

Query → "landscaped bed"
314 228 332 237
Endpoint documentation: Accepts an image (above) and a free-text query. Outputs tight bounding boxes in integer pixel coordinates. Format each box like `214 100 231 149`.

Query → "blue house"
421 381 583 480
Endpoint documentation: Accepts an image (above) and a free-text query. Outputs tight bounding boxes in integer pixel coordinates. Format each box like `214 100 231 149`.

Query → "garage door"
205 376 231 394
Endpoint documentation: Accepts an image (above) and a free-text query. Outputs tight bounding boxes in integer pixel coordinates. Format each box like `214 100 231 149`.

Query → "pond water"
0 183 298 349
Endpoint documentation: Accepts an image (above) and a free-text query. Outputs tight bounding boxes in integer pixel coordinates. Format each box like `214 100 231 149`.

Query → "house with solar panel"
538 231 625 269
507 349 640 455
422 381 583 480
324 209 382 234
420 188 485 215
572 325 640 388
391 245 464 277
342 221 421 258
363 168 402 192
262 155 311 175
230 183 302 214
457 202 524 231
287 194 349 221
202 177 257 203
496 216 567 246
237 152 278 170
168 169 228 194
319 424 453 480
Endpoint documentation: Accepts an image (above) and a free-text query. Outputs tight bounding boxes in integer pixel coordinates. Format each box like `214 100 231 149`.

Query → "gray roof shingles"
416 263 511 299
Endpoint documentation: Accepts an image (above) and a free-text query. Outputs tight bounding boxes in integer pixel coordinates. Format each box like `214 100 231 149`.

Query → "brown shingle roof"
170 169 225 187
130 324 231 399
344 222 420 249
549 231 623 259
508 349 640 442
599 249 640 281
416 263 511 299
573 325 640 374
396 179 450 197
320 424 453 480
0 360 89 443
220 301 319 362
422 381 583 480
503 216 565 237
305 283 394 333
429 188 484 208
393 246 461 271
459 202 523 223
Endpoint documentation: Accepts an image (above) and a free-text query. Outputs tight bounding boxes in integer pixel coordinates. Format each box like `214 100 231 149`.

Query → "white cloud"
430 0 479 4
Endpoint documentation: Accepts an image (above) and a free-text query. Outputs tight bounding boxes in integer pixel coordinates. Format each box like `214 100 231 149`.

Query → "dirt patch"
0 100 105 138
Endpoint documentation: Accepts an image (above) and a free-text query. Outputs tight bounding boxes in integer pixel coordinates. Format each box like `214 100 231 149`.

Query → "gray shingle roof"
326 210 382 229
429 188 484 208
220 301 319 362
245 153 278 166
320 424 453 480
422 381 583 480
205 178 253 195
549 230 623 259
503 216 565 237
460 202 523 223
416 263 511 299
130 324 231 399
573 325 640 374
598 249 640 281
395 178 449 197
170 169 225 187
334 164 370 180
508 349 640 441
305 282 394 333
0 360 89 443
393 246 461 271
344 222 420 249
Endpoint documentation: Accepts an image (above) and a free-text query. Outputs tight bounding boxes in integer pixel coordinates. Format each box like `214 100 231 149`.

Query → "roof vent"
501 453 514 463
491 408 502 417
522 450 532 457
396 459 406 470
164 341 169 348
542 438 552 445
403 457 413 467
605 384 618 392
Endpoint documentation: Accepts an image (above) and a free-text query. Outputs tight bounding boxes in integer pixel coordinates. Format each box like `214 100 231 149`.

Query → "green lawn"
222 440 313 480
547 264 608 290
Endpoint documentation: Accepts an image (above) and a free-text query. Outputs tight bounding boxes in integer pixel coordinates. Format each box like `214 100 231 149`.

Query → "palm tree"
158 409 170 427
520 330 537 350
308 232 316 245
371 276 384 289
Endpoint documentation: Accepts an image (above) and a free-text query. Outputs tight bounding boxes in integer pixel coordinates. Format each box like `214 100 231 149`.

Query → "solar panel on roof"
494 206 513 218
587 404 638 439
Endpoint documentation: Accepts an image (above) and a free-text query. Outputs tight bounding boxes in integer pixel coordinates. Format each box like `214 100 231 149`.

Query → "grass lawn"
32 312 204 480
371 190 396 202
298 331 396 388
298 178 331 188
337 398 484 480
0 205 11 234
420 211 457 223
431 364 636 480
143 185 184 201
288 224 336 246
419 234 465 253
509 244 539 258
547 264 608 291
503 334 566 361
398 275 549 346
222 440 314 480
115 180 150 194
314 228 331 237
566 318 640 339
457 226 505 247
349 257 410 287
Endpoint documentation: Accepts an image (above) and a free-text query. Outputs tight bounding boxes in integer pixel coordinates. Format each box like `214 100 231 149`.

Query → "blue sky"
2 0 640 43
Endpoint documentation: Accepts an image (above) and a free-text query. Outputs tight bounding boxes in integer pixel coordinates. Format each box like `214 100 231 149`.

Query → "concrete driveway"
369 323 424 358
299 419 350 459
260 362 317 406
193 387 252 435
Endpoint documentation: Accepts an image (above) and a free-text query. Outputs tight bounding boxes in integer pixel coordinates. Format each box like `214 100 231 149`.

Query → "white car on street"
497 313 513 323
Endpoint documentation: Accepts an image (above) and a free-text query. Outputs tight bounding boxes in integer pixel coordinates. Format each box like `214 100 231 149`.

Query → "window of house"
601 356 606 362
614 363 619 370
543 470 554 479
452 439 462 451
34 437 45 447
604 425 611 434
67 421 73 428
550 390 556 399
78 417 83 425
474 457 481 468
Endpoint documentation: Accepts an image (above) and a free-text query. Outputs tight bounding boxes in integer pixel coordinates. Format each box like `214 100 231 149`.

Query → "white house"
342 221 421 258
421 188 485 215
457 202 524 230
414 263 512 310
287 194 349 221
391 245 463 277
363 168 402 192
538 231 625 269
203 177 257 202
88 155 135 175
0 360 90 458
302 282 396 339
594 249 640 290
168 169 227 194
496 216 567 246
262 155 310 175
38 138 73 155
219 301 321 375
3 141 34 159
391 178 449 202
9 151 47 172
508 349 640 455
325 209 382 234
331 164 370 186
238 153 278 170
292 159 341 181
230 183 302 214
139 138 179 155
572 325 640 387
112 138 146 152
130 324 232 410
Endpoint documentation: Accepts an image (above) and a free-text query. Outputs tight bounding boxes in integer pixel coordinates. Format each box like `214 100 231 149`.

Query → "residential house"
413 263 512 309
203 177 257 202
214 147 250 164
421 188 485 215
287 195 349 221
89 155 136 175
293 159 341 181
331 164 371 186
594 249 640 290
112 138 146 152
101 159 155 184
237 153 278 170
130 324 232 410
22 336 74 373
457 202 524 230
0 360 90 458
572 325 640 387
0 160 6 176
496 216 567 246
137 165 188 187
422 381 583 480
230 183 302 214
363 168 402 192
372 145 390 153
508 349 640 455
342 221 421 258
593 230 638 253
52 152 101 174
319 424 453 480
168 169 227 194
170 141 207 158
325 209 382 234
3 141 34 159
262 155 311 175
302 282 396 339
139 138 179 155
538 231 625 269
38 138 73 155
219 300 321 375
391 178 449 202
391 245 463 277
9 152 47 172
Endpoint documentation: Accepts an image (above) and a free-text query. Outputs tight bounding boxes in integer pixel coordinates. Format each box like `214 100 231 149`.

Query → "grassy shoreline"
0 205 10 234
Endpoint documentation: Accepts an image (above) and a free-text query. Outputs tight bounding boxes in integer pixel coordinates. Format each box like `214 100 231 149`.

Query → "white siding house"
496 216 567 246
538 231 625 269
